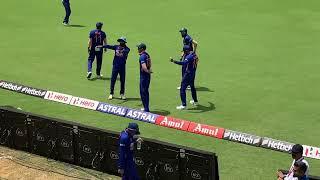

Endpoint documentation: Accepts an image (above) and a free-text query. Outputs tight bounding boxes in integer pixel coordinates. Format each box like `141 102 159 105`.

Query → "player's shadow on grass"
118 97 141 104
151 109 170 116
68 24 86 28
195 86 214 92
189 102 215 113
88 77 112 81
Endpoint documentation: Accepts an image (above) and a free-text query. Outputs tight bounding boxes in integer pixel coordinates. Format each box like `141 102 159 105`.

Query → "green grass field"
1 0 320 179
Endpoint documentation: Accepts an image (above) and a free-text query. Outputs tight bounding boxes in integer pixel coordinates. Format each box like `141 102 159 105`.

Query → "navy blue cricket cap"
290 144 303 154
179 27 188 33
127 122 140 134
183 45 191 51
137 43 146 50
117 37 127 43
96 22 103 29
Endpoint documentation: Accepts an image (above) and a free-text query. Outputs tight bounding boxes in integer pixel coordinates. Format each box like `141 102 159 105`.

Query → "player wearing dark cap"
118 122 141 180
87 22 107 80
277 144 309 180
62 0 71 25
177 28 198 90
99 37 130 100
137 43 152 112
170 45 199 110
179 28 198 52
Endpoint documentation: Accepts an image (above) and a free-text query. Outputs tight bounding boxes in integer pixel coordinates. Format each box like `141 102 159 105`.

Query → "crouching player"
118 123 141 180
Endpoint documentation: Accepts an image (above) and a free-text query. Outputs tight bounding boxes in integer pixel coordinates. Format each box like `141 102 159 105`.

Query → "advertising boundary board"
0 80 319 160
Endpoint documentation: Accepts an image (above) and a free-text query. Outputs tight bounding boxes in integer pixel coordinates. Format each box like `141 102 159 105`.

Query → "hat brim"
128 128 140 135
117 39 126 43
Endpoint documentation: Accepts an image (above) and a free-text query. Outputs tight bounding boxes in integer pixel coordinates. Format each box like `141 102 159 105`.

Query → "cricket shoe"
140 108 150 112
108 94 113 100
87 72 92 79
119 94 126 100
97 74 103 79
63 22 69 26
177 86 191 90
190 100 198 106
176 105 186 110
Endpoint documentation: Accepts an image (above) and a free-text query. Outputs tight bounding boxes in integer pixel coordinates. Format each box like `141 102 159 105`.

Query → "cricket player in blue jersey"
177 28 198 90
87 22 107 80
62 0 71 25
137 43 152 112
180 28 198 52
99 37 130 100
170 45 199 110
118 123 141 180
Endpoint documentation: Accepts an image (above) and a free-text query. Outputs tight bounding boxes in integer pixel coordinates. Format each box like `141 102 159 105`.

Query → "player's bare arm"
141 63 151 74
103 38 107 52
88 38 92 49
88 38 92 53
192 40 198 53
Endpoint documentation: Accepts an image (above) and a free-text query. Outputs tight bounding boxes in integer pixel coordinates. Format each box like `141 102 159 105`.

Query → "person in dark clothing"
62 0 71 25
100 37 130 100
170 45 199 110
137 43 152 112
177 28 198 90
87 22 107 79
118 123 141 180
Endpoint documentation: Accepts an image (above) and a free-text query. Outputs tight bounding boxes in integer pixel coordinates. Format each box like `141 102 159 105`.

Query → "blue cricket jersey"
174 52 198 74
139 52 151 77
183 35 193 51
89 29 106 50
118 131 135 170
103 45 130 67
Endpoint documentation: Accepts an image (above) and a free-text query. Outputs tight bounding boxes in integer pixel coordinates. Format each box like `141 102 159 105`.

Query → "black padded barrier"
29 115 56 157
0 106 219 180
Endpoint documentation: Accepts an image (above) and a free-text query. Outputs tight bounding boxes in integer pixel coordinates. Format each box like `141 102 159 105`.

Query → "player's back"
139 52 151 76
184 52 197 73
90 29 106 48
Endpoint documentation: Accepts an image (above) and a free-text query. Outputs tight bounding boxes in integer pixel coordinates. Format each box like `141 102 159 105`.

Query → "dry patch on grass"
0 146 120 180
